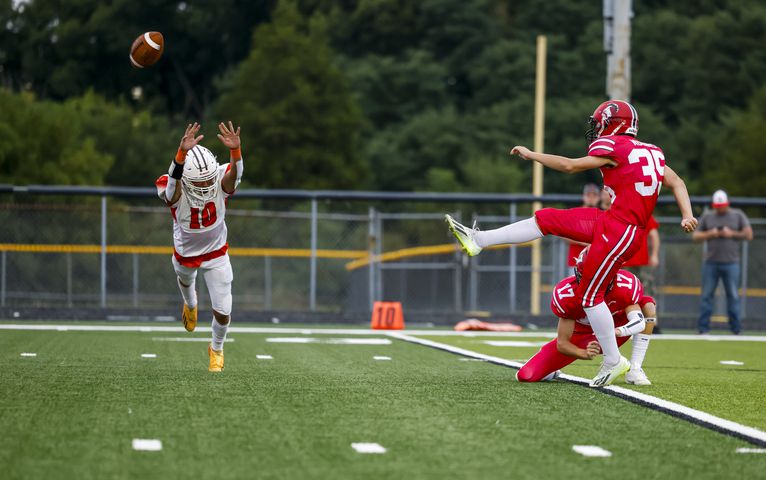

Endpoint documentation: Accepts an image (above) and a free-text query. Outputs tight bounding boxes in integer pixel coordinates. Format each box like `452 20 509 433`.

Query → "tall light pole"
604 0 632 101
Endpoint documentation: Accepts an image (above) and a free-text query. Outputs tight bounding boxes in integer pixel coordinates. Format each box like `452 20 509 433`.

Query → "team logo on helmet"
586 100 638 143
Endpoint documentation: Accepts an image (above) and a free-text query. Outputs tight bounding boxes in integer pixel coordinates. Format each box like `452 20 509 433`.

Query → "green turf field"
1 325 765 479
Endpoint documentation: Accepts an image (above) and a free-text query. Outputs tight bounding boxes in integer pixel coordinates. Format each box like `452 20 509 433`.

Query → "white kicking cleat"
444 214 482 257
589 355 630 388
625 367 652 386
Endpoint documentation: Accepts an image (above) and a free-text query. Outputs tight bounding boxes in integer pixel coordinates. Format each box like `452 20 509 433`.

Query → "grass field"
1 323 765 479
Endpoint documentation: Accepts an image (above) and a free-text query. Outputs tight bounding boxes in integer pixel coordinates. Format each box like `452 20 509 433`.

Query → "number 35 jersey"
155 164 232 259
588 135 666 227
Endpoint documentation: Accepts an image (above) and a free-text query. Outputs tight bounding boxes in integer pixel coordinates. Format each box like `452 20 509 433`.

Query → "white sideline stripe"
20 352 36 357
572 445 612 457
152 337 234 343
484 340 546 347
266 337 391 345
351 443 386 454
373 356 391 360
256 355 273 360
143 32 161 50
737 448 766 454
720 360 744 365
140 353 157 358
1 325 766 342
389 332 766 446
132 439 162 451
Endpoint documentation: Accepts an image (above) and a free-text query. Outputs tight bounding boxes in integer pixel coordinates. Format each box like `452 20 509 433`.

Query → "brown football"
129 31 164 68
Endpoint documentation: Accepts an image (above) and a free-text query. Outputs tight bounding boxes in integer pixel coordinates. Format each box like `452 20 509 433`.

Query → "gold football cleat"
208 344 224 372
182 304 198 332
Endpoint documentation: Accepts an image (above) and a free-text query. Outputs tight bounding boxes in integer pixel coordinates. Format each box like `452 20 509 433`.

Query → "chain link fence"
1 187 765 326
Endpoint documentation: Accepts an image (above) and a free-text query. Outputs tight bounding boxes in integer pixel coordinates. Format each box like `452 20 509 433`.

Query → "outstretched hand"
510 145 533 160
179 123 204 152
681 217 698 233
217 121 241 149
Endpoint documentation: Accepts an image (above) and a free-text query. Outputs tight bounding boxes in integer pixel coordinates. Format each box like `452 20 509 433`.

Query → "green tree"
214 1 367 189
0 89 111 184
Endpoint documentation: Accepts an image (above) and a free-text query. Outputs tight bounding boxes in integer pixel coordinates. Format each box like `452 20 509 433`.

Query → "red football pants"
517 331 631 382
535 208 645 307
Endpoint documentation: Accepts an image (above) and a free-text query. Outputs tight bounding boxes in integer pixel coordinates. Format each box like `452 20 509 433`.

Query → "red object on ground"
454 319 522 332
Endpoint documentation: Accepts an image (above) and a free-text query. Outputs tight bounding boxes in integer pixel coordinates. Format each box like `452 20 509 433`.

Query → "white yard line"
132 439 162 451
572 445 612 457
1 324 765 341
19 352 37 357
266 337 391 345
373 356 392 361
140 354 157 358
151 337 234 343
351 443 386 454
256 355 273 360
388 332 766 448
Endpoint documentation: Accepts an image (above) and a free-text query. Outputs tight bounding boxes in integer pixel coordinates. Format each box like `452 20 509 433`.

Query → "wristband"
175 148 187 163
230 147 242 161
169 160 184 180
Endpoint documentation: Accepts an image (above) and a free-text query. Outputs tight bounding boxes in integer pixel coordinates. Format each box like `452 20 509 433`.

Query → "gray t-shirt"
698 208 751 263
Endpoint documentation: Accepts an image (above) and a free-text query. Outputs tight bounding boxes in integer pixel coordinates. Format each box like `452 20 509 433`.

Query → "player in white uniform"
155 122 243 372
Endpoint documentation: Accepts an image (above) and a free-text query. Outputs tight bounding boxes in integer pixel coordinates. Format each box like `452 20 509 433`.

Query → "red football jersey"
550 271 643 325
588 135 666 227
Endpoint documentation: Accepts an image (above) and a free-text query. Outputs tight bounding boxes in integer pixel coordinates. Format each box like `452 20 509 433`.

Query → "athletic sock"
474 218 543 248
630 333 651 369
584 302 621 365
177 277 197 308
211 318 229 352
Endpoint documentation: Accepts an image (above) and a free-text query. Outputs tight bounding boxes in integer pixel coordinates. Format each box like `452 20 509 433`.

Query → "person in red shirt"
446 100 696 387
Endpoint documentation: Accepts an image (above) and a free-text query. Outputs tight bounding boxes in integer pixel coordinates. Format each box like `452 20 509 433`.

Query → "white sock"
211 319 229 352
177 277 197 308
474 218 543 248
584 302 621 365
630 333 651 369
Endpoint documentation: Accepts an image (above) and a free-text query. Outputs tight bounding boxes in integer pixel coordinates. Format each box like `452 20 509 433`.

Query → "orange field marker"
370 301 405 330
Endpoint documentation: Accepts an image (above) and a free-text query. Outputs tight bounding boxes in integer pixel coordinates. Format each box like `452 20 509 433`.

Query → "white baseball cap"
712 189 729 208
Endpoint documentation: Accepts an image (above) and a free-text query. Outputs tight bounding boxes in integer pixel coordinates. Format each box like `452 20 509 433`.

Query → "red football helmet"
586 100 639 143
574 246 589 283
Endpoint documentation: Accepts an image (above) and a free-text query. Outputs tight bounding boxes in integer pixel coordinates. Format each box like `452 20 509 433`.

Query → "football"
129 31 164 68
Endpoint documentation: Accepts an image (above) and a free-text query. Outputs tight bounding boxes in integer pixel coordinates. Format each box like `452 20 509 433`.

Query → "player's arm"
662 165 698 232
218 121 243 194
510 146 616 173
614 304 647 337
648 228 660 267
166 123 204 205
555 318 600 360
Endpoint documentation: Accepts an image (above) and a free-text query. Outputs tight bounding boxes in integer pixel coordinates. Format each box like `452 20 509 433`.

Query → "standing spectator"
566 183 602 268
693 190 753 334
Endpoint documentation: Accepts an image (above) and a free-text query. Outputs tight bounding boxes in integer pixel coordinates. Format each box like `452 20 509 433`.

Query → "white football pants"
172 254 233 316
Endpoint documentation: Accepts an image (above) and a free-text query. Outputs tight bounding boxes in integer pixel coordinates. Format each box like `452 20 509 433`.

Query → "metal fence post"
368 207 376 309
309 199 317 311
509 203 518 313
1 251 5 307
375 214 384 301
741 241 749 318
67 252 73 308
265 256 272 310
100 195 107 308
132 253 139 308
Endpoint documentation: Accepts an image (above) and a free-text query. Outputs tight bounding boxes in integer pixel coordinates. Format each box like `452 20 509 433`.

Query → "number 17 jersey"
588 135 666 227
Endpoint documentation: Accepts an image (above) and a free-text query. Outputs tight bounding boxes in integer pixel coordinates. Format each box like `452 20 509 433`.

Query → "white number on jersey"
628 147 665 197
557 284 576 299
616 272 634 290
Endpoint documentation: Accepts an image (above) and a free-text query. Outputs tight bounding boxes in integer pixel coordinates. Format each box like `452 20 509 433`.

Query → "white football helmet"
182 145 219 206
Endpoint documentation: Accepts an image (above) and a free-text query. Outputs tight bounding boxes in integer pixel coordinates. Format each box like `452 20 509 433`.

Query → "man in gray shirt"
693 190 753 334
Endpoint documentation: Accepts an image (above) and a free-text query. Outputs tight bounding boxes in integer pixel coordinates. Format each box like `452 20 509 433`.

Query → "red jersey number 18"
628 148 665 197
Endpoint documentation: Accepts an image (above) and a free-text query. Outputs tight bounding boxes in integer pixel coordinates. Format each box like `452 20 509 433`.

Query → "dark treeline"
1 0 765 195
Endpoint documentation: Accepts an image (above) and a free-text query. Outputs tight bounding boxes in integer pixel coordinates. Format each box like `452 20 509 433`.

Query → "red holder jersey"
550 271 643 325
588 135 666 227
